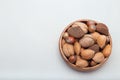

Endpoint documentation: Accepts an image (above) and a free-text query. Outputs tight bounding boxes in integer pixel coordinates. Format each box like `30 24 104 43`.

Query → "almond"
63 43 74 57
102 44 112 57
74 41 81 55
76 56 88 68
93 52 104 63
81 49 95 60
91 32 100 41
97 35 106 48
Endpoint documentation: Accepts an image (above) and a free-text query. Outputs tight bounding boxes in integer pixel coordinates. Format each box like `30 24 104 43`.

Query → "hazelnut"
63 32 69 39
65 36 75 44
76 56 88 68
93 52 104 63
81 49 95 60
87 20 96 26
69 55 76 63
88 25 96 33
79 36 95 48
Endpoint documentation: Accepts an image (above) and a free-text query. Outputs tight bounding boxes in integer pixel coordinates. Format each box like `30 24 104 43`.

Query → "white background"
0 0 120 80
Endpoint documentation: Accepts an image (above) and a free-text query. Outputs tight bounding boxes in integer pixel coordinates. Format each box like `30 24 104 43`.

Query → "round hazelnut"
65 36 75 44
63 32 69 39
81 49 95 60
88 25 96 33
93 52 104 63
69 55 76 63
87 20 96 26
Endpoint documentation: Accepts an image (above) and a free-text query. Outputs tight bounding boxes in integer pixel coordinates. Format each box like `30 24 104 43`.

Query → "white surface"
0 0 120 80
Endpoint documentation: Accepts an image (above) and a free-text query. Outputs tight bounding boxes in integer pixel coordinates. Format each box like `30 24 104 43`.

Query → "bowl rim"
59 19 112 71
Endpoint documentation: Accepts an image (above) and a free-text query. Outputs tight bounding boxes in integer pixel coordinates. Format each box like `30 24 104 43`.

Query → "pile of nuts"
60 19 112 69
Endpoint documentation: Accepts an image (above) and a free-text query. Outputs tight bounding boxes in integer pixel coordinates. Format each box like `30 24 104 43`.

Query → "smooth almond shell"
81 49 95 60
102 44 112 57
74 41 81 55
97 35 106 48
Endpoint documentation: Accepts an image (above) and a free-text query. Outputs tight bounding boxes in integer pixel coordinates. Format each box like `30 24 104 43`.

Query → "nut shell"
63 43 74 57
93 52 104 63
74 22 88 33
79 36 95 48
74 41 81 55
67 26 85 38
102 44 112 57
97 35 106 48
96 23 109 36
81 49 95 60
69 55 76 63
76 56 88 68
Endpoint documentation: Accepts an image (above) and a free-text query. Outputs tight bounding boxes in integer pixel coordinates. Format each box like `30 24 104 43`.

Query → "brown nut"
91 32 100 41
97 35 106 48
63 32 69 39
67 26 85 38
74 41 81 55
69 55 76 63
65 36 75 44
89 44 100 53
87 20 96 26
88 25 96 33
93 52 104 63
102 44 112 57
63 43 74 57
76 56 88 68
96 23 109 36
81 49 95 60
74 22 88 33
79 36 95 48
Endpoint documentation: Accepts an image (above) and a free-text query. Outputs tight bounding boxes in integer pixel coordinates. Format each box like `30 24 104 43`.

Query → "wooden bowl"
59 19 112 71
